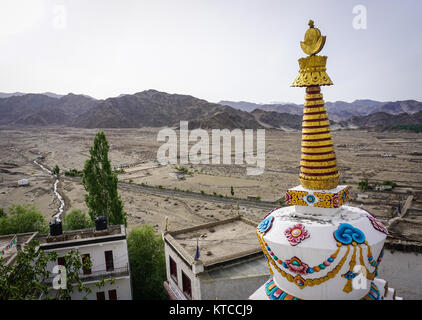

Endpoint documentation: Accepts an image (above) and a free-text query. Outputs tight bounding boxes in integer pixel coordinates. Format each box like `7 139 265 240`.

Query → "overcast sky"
0 0 421 104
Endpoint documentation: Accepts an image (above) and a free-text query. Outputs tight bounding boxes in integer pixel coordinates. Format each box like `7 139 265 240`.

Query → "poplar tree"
82 131 126 226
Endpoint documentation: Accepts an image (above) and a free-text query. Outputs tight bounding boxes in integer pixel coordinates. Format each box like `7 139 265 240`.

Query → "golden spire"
292 20 339 190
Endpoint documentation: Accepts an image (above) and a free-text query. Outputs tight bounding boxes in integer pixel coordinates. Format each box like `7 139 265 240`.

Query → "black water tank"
95 216 107 231
49 220 63 236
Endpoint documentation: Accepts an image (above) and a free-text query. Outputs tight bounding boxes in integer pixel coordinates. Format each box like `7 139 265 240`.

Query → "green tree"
127 225 168 300
82 131 126 226
63 209 94 231
0 240 106 300
0 204 48 235
0 208 4 219
52 165 60 175
230 186 234 198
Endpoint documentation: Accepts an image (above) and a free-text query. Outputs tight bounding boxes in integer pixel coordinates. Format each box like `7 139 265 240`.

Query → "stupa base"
249 277 402 300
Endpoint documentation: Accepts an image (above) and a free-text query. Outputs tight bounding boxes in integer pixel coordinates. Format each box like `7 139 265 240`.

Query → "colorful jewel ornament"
306 194 315 204
258 215 274 234
257 230 351 289
367 214 389 235
257 224 384 292
333 223 365 245
265 278 301 300
285 257 309 275
332 224 385 293
262 239 340 275
285 187 350 208
285 224 310 246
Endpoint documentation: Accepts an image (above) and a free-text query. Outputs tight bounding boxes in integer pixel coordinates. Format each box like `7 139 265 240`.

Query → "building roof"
198 255 270 281
37 225 126 250
164 216 261 270
0 232 38 266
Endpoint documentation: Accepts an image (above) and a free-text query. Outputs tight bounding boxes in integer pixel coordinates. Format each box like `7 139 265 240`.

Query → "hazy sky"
1 0 421 104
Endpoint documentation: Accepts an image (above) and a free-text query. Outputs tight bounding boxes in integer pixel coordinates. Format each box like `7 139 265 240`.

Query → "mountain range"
220 99 422 122
0 90 421 131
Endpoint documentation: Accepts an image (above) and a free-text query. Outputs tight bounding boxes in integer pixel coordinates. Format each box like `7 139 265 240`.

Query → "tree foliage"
63 209 94 231
82 131 126 226
127 225 168 300
0 240 103 300
0 204 48 235
52 165 60 175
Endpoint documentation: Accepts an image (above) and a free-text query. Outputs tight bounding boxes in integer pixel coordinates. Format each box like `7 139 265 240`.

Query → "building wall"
43 239 132 300
199 274 270 300
164 243 200 300
378 249 422 300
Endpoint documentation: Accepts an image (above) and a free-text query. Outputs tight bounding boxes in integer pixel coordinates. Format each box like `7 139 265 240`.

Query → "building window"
182 271 192 299
96 292 105 300
82 254 91 275
169 256 177 283
105 250 114 272
108 289 117 300
57 257 65 266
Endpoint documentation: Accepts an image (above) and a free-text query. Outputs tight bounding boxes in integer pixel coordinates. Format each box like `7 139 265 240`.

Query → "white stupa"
249 20 401 300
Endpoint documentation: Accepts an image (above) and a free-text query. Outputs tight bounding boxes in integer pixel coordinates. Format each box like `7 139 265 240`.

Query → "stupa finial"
300 20 326 56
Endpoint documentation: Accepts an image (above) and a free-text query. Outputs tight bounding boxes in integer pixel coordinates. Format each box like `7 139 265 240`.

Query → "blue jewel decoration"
258 215 274 234
306 194 315 204
343 271 357 280
334 223 366 245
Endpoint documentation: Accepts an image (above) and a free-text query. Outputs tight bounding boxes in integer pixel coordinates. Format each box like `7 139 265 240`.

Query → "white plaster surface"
260 205 387 300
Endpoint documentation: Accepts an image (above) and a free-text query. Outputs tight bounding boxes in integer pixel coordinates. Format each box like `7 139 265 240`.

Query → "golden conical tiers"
299 86 339 190
291 21 339 190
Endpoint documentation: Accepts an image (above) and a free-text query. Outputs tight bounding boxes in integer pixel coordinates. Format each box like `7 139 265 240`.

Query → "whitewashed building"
163 216 270 300
38 222 132 300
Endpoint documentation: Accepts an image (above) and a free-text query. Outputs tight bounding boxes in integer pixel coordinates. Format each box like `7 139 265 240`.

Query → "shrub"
63 209 94 231
0 204 48 235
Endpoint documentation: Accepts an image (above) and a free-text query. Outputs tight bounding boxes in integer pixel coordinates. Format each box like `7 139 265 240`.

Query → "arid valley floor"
1 127 422 234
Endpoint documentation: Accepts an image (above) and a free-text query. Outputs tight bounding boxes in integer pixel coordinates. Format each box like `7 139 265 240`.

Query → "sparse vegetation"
0 204 48 235
63 209 94 231
52 165 60 175
358 179 372 192
64 169 83 177
382 180 398 188
392 124 422 133
175 166 193 175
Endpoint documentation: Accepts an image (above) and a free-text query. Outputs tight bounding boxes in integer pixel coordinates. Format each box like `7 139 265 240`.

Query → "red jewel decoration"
332 194 340 207
285 224 310 246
